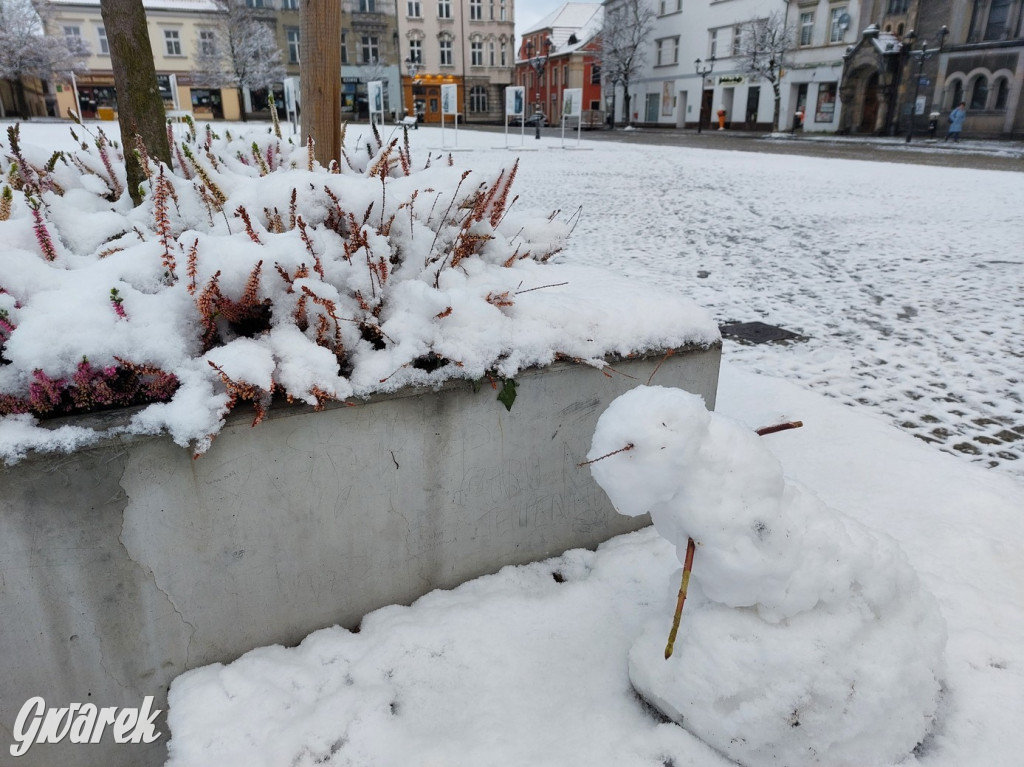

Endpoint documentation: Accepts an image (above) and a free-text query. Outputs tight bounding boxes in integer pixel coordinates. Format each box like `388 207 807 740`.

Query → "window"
281 0 298 8
590 64 601 84
489 42 495 66
246 0 268 7
500 0 506 21
731 26 742 56
658 0 681 14
655 36 679 66
287 28 300 63
886 0 909 12
489 0 494 20
469 85 487 112
994 77 1009 109
470 0 482 20
164 29 182 56
984 0 1013 40
500 42 507 66
199 29 217 56
341 32 348 64
829 7 848 43
362 35 379 64
800 12 814 46
969 75 988 109
471 41 483 66
407 0 420 17
438 0 451 19
709 29 718 59
359 0 376 11
63 25 81 43
408 39 422 64
97 26 109 54
440 38 452 66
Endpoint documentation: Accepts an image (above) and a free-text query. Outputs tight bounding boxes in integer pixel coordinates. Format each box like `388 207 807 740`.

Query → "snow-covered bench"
398 115 419 129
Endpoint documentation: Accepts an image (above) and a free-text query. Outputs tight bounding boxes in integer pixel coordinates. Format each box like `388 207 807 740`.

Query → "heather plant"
0 119 574 457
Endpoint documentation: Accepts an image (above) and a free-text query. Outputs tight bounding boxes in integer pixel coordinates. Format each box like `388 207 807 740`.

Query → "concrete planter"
0 344 720 766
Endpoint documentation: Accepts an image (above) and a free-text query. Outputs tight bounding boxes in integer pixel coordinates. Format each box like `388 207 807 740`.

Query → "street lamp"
903 26 948 143
525 37 552 139
694 56 715 134
404 55 421 122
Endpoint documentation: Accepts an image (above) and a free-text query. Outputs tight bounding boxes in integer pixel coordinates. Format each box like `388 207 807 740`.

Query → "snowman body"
588 386 946 767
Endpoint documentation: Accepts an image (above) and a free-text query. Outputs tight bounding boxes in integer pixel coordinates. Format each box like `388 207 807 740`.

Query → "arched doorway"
860 72 880 133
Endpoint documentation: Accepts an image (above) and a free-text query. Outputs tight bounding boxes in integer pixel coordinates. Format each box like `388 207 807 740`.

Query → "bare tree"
192 0 286 122
599 0 655 127
0 0 88 119
737 11 793 132
301 0 341 167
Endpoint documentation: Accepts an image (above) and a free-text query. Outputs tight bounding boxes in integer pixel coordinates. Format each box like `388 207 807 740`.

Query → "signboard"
718 75 745 85
505 86 525 117
441 83 458 116
562 88 582 118
367 80 384 123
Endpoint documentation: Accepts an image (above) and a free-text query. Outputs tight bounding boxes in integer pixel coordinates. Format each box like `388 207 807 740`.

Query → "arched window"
969 75 988 109
946 79 964 109
469 85 488 112
994 76 1009 109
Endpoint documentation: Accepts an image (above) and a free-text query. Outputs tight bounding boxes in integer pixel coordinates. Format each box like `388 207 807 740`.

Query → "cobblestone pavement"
465 129 1024 480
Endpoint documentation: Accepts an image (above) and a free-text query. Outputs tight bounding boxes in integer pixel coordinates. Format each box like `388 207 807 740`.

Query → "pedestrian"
945 102 966 143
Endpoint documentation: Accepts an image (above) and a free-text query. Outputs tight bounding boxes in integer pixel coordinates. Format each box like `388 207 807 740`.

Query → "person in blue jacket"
945 102 966 143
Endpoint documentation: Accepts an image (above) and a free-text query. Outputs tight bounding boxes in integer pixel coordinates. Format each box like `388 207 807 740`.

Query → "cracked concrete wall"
0 347 719 766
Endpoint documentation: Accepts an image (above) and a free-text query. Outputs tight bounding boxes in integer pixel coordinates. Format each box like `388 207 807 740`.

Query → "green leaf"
497 378 517 412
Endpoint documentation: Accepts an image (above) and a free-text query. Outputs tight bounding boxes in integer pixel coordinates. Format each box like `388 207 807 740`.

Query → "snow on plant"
0 122 717 463
587 386 947 767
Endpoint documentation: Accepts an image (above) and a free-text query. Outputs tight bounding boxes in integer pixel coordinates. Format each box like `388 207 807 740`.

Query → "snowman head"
587 386 712 519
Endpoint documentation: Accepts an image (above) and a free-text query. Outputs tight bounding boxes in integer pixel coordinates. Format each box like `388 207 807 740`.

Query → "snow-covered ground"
4 120 1022 766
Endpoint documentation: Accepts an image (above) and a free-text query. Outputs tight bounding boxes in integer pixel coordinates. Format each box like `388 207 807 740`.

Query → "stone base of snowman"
587 386 947 767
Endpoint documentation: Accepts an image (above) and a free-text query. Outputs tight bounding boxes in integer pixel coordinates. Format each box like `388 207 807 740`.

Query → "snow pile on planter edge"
0 124 719 463
588 386 947 767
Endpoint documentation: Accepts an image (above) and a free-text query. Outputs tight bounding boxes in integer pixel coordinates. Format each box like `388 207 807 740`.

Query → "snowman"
587 386 946 767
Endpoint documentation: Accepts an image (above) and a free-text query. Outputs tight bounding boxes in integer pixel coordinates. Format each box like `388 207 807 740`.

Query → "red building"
516 3 604 125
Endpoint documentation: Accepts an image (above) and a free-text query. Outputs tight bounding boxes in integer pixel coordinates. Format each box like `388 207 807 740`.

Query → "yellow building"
47 0 242 121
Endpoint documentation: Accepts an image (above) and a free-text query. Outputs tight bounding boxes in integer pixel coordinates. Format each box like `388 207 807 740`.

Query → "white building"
610 0 860 133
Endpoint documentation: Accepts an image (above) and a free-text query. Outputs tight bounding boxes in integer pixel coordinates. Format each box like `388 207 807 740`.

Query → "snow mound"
588 386 947 767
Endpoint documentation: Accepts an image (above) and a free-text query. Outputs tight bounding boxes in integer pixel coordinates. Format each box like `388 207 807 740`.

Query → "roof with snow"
48 0 221 12
522 2 603 51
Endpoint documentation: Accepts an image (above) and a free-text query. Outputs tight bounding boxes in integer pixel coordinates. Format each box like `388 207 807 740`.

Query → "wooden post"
300 0 341 168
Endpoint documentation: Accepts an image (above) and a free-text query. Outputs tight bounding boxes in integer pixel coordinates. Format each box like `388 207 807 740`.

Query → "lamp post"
694 56 715 134
903 26 948 144
525 37 552 139
404 56 421 122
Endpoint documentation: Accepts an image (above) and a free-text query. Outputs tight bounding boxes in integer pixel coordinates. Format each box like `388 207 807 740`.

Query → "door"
645 93 659 122
860 73 879 133
676 91 688 128
746 86 760 127
701 89 714 130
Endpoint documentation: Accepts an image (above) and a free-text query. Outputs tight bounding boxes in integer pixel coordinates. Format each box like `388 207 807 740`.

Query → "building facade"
46 0 245 121
396 0 515 124
840 0 1024 138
